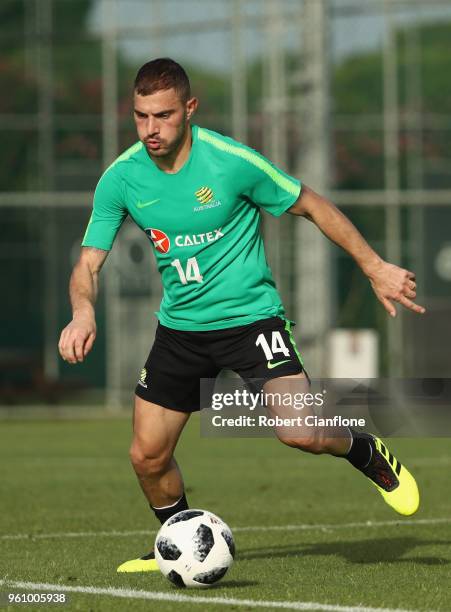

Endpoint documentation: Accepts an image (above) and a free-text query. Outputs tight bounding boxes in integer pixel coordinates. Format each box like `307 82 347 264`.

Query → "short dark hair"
134 58 191 102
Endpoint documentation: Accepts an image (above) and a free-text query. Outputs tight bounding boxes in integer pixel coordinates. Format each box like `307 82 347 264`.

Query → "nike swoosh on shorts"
267 360 290 369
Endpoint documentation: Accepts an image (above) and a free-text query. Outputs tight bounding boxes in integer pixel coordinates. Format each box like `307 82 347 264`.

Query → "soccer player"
58 58 425 573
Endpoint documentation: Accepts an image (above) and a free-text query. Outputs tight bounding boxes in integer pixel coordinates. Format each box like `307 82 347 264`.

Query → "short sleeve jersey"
82 125 301 331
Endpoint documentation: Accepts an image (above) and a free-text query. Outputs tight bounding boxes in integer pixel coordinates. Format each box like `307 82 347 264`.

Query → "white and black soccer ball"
154 509 235 588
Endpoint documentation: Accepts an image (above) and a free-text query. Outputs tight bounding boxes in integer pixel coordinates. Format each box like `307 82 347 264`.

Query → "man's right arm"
58 247 109 364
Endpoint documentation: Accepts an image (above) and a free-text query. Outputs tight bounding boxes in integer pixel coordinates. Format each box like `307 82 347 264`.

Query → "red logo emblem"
146 228 170 254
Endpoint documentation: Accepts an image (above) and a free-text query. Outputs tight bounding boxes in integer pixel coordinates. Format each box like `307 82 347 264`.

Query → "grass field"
0 415 450 611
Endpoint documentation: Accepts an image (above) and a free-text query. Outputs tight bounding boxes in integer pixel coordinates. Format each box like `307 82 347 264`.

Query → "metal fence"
1 0 450 409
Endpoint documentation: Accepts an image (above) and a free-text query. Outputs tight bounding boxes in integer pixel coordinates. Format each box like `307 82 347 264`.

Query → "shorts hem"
134 386 201 414
256 364 304 386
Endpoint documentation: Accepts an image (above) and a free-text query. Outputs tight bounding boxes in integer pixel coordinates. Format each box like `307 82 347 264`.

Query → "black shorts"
135 316 304 413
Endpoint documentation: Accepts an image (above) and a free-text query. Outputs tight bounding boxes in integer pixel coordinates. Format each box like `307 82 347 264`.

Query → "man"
58 58 425 573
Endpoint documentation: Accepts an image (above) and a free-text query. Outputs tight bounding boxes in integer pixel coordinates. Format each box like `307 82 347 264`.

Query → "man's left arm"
288 184 426 317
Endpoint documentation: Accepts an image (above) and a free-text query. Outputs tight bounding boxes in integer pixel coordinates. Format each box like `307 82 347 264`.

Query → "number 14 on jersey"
171 257 203 284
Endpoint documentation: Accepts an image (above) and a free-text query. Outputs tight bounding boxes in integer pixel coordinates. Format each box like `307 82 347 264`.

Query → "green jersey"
82 125 301 330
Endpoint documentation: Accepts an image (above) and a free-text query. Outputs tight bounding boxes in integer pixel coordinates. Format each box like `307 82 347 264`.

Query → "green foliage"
403 21 451 114
53 0 93 31
0 0 25 30
333 52 384 114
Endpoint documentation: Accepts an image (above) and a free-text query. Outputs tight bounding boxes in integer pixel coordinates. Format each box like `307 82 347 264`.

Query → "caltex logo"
145 228 170 254
195 186 214 204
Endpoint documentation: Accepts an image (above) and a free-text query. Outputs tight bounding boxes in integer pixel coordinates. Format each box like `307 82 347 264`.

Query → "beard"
144 115 188 159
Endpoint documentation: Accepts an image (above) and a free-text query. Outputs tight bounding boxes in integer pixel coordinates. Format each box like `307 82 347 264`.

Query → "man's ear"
186 97 198 120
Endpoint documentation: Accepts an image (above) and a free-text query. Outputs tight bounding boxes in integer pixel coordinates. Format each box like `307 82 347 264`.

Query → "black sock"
345 429 373 470
151 492 189 525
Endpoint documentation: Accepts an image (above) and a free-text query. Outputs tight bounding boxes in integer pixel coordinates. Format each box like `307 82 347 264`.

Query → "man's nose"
146 117 159 136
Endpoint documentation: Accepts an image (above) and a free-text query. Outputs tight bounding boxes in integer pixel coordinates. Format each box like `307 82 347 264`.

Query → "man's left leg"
264 374 420 516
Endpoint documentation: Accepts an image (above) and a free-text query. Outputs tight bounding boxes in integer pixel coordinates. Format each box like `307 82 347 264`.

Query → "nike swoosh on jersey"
137 199 160 208
267 359 291 369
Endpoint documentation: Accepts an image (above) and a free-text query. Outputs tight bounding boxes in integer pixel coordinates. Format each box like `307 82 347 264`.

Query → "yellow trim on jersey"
83 142 143 245
105 141 143 174
197 128 299 197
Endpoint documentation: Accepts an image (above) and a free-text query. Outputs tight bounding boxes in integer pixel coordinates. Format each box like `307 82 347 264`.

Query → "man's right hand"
58 315 97 364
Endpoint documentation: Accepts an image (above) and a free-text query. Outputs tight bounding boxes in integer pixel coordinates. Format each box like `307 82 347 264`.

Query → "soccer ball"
154 509 235 588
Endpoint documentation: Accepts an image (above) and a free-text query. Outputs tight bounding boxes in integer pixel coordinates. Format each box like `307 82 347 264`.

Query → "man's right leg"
117 395 190 573
130 395 190 508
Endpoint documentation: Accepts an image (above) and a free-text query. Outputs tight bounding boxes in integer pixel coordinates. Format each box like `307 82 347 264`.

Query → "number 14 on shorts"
256 331 290 360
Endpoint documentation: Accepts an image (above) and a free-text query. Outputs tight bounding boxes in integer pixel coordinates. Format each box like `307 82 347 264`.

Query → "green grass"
0 416 450 611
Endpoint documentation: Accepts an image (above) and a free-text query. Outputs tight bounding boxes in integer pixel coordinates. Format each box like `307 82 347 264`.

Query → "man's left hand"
367 261 426 317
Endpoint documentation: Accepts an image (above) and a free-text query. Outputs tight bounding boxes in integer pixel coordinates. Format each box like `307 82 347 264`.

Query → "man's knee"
129 440 172 476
